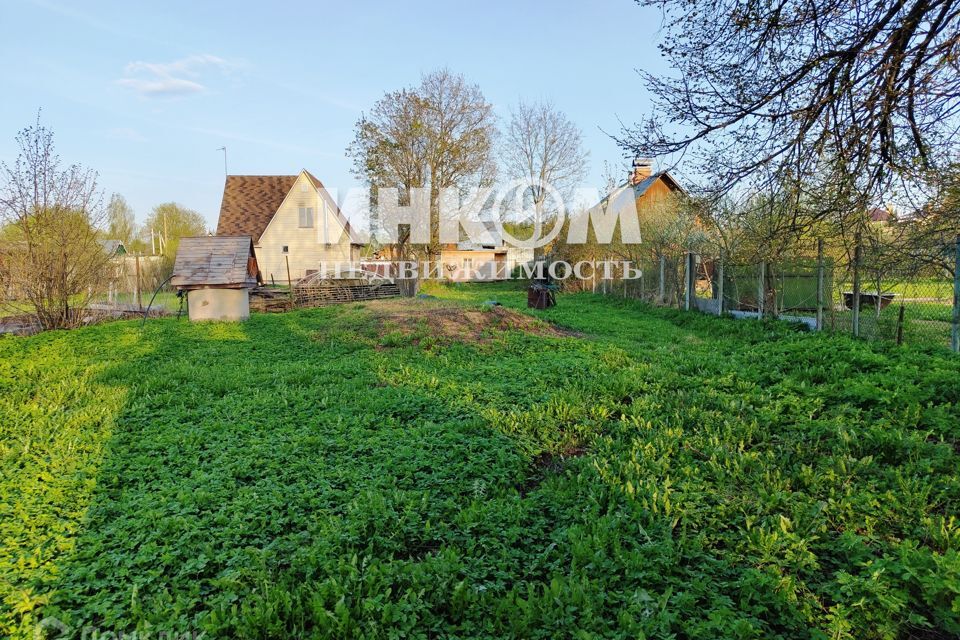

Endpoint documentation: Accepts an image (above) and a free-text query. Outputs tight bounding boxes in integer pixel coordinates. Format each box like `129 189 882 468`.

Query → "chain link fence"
589 238 960 353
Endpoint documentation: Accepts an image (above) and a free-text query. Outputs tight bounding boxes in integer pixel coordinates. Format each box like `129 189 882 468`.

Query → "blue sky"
0 0 669 230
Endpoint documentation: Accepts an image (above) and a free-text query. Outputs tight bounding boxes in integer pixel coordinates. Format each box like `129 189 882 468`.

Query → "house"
440 241 509 281
100 239 127 257
215 169 363 284
869 207 892 224
592 157 686 223
439 219 538 281
439 221 517 281
171 236 260 321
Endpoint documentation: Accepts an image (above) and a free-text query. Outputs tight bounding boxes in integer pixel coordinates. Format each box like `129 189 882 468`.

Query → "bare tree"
348 69 497 261
502 100 588 254
0 115 110 329
620 1 960 209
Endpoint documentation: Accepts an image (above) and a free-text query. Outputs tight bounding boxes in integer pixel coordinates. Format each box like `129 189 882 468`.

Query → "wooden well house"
172 236 260 321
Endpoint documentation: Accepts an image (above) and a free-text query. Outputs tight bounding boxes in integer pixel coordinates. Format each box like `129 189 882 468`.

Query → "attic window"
300 182 308 193
298 207 314 228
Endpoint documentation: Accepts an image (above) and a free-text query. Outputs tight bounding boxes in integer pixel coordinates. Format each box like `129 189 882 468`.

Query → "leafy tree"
0 114 110 329
348 68 497 261
106 193 136 247
143 202 206 257
620 1 960 209
142 202 207 280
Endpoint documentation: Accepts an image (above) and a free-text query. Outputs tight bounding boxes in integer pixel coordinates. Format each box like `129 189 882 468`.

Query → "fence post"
285 254 294 305
953 235 959 353
897 303 906 346
852 238 862 338
134 253 142 310
757 261 766 319
684 252 694 311
816 238 824 331
716 254 725 316
658 254 666 304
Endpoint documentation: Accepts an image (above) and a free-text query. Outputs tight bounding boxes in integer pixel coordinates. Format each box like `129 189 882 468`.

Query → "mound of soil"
369 299 573 345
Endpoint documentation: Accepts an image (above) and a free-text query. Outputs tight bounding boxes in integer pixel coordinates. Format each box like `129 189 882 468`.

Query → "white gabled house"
215 169 363 284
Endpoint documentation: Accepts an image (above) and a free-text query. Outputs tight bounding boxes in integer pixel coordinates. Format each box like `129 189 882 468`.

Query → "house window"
462 258 473 270
282 245 289 254
298 207 313 228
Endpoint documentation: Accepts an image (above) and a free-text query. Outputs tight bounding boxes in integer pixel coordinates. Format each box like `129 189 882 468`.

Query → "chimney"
630 157 653 185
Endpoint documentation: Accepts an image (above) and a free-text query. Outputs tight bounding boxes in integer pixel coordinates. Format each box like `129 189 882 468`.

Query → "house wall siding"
636 178 675 207
440 249 507 281
255 173 356 283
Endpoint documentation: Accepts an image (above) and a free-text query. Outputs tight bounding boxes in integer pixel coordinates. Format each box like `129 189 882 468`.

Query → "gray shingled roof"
171 236 259 289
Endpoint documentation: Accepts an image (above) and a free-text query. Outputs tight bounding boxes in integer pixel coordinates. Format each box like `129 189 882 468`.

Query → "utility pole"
217 147 228 177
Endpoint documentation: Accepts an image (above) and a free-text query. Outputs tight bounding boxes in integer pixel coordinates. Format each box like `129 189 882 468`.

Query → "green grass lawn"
824 299 955 348
2 282 959 639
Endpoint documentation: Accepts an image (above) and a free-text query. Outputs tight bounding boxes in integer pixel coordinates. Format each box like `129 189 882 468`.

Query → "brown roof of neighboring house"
171 236 259 289
216 175 297 242
215 170 362 244
633 171 685 196
869 207 891 223
589 171 686 215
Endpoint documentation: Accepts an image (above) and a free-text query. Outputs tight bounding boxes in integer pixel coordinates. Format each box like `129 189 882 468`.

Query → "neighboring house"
440 241 508 281
439 221 515 281
590 158 686 225
215 169 363 284
100 239 127 257
98 239 165 301
869 207 892 224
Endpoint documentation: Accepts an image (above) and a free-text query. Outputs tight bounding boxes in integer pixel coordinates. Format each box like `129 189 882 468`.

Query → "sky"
0 0 671 231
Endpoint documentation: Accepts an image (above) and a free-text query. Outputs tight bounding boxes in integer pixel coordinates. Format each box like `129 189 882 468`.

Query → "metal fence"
589 238 960 353
88 254 180 315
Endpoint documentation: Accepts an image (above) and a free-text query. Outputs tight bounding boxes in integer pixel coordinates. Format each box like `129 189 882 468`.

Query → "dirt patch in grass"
519 445 587 496
367 298 576 347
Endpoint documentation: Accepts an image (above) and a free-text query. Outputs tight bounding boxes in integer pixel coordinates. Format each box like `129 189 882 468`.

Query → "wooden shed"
171 236 260 321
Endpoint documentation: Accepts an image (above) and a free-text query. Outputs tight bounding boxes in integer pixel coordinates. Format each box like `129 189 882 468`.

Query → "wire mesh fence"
589 238 960 353
87 254 181 315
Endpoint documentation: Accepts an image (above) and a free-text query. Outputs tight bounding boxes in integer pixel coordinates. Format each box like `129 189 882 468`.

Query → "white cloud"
117 54 233 97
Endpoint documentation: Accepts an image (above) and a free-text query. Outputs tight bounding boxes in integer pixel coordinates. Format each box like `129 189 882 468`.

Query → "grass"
88 291 182 313
2 282 959 639
824 299 955 347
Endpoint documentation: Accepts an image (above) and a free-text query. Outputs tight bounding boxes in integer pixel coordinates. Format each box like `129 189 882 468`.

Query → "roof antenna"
217 146 227 176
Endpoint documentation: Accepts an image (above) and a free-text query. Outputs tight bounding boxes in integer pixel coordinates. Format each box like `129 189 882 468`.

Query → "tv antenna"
217 146 227 176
